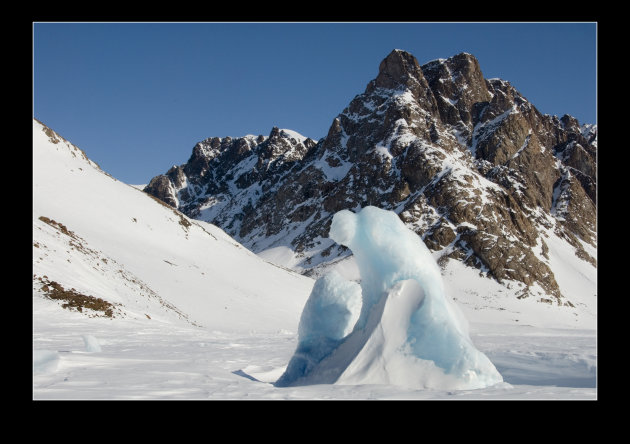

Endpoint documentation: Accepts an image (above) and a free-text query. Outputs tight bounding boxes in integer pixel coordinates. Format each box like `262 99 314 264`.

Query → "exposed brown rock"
144 175 177 208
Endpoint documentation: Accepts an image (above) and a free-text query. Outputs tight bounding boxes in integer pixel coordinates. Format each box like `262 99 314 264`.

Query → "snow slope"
32 119 596 399
32 118 313 333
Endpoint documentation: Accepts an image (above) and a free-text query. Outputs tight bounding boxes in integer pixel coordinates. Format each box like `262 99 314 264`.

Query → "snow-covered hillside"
32 119 596 399
33 118 313 333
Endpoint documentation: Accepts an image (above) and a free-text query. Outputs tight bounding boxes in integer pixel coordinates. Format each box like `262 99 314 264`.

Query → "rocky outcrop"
144 49 597 304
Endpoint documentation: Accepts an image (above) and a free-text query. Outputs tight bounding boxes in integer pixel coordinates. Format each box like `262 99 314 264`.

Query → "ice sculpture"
276 206 503 390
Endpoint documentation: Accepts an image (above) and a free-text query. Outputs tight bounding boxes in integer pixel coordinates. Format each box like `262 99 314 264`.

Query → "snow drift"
276 206 503 390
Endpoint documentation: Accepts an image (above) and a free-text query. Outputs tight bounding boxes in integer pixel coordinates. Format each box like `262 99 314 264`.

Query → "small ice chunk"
82 335 102 352
33 350 60 374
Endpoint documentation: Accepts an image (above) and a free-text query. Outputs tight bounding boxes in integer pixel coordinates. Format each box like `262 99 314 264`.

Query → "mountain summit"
372 48 426 91
144 49 596 310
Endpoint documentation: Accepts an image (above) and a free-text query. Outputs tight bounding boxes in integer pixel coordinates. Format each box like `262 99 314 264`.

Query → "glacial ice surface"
276 206 503 390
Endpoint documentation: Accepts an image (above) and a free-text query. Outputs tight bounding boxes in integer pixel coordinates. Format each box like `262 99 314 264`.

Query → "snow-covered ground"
32 119 596 400
32 307 595 399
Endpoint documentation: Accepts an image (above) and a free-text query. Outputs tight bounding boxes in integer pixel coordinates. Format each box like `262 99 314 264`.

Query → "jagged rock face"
422 52 492 127
144 175 178 208
144 49 597 303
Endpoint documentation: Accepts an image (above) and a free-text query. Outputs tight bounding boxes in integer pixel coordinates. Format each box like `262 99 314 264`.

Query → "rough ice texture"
276 206 503 390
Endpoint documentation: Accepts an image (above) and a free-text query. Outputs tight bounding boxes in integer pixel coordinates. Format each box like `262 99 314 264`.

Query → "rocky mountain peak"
259 127 317 162
268 126 282 140
421 53 492 127
144 49 597 308
372 49 426 91
560 114 582 133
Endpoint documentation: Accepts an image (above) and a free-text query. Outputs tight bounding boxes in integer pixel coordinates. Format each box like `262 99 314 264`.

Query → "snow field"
32 304 595 399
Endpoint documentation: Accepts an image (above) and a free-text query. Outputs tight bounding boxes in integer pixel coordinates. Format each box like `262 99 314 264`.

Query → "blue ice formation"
275 206 503 390
275 271 361 387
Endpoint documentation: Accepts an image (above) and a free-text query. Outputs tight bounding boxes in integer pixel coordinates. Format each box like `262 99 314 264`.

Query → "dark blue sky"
33 22 597 185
